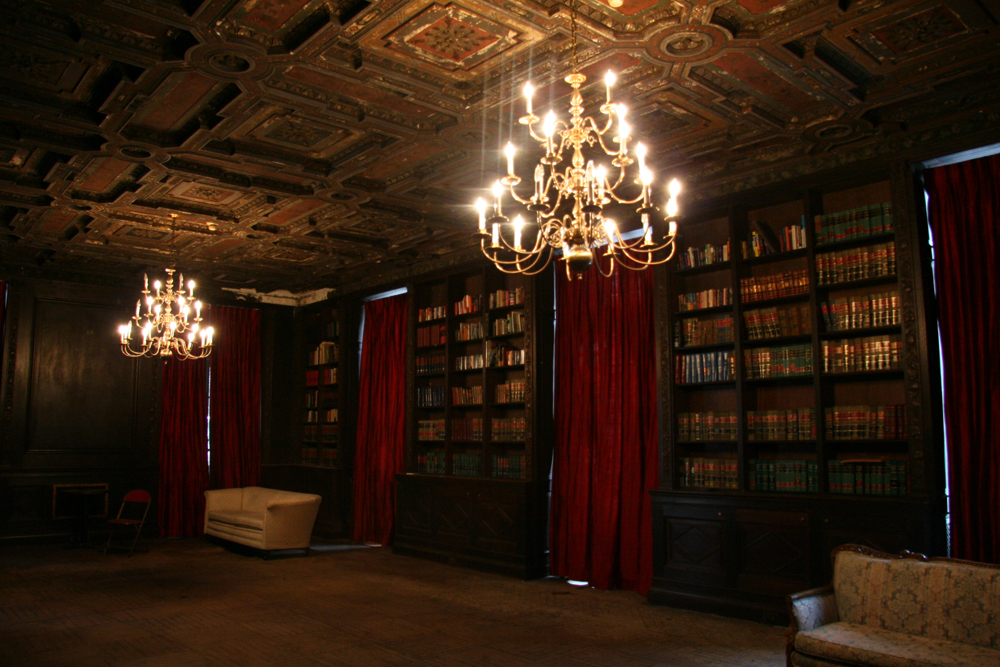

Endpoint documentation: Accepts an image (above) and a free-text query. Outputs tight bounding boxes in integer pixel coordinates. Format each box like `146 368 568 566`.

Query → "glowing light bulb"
604 218 618 241
640 167 653 186
667 198 679 218
524 82 534 114
505 142 516 175
604 71 616 104
669 178 682 198
513 215 525 250
475 197 487 232
636 143 647 168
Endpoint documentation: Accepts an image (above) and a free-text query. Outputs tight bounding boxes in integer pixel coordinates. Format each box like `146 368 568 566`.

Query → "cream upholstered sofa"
204 486 321 553
786 544 1000 667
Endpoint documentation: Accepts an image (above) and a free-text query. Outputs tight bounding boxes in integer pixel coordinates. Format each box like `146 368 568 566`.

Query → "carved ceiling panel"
0 0 996 294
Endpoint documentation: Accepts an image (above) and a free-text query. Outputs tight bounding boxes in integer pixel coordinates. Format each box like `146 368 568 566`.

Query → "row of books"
675 316 734 347
677 411 737 442
453 453 481 477
417 452 447 474
492 417 526 441
417 305 447 322
821 335 901 373
305 408 338 424
744 304 812 340
487 341 524 367
417 323 447 347
744 344 814 378
742 223 807 258
453 386 483 406
454 321 484 342
416 386 446 407
675 351 736 384
452 417 483 441
416 352 446 375
741 269 810 303
679 457 738 490
816 243 896 285
301 445 338 467
417 419 446 441
454 294 482 316
747 408 816 441
308 341 338 366
824 405 906 440
488 287 524 309
493 311 525 336
305 368 337 386
815 202 893 246
303 424 337 443
677 241 731 269
491 454 526 479
455 354 483 371
820 291 900 331
828 460 907 495
495 381 526 404
678 288 733 311
324 321 339 339
748 459 819 493
305 390 319 408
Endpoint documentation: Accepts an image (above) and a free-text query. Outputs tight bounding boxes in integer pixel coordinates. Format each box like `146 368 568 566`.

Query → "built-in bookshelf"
300 307 343 469
397 266 553 578
408 269 536 480
651 174 943 623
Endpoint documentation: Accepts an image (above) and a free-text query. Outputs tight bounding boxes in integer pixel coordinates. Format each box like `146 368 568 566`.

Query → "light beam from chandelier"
475 65 681 280
118 267 214 360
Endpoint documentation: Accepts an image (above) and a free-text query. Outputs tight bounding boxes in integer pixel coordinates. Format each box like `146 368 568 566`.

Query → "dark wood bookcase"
394 265 554 578
650 167 946 623
262 300 356 539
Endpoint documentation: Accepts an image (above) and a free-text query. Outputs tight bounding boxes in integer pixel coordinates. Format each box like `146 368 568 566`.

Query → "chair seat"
796 622 1000 667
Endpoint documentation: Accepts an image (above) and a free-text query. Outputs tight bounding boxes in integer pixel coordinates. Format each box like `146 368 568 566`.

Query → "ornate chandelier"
118 267 214 359
475 1 680 279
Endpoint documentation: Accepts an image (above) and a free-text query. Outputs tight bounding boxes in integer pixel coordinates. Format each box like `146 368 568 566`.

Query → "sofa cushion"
206 509 264 531
833 550 1000 648
241 486 274 514
796 622 1000 667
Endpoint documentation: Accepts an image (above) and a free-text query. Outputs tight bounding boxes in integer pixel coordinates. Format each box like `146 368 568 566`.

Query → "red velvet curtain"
351 293 408 546
926 153 1000 563
210 305 261 489
158 357 209 537
550 267 660 593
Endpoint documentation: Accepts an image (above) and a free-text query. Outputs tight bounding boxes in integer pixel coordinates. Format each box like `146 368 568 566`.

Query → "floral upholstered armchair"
786 544 1000 667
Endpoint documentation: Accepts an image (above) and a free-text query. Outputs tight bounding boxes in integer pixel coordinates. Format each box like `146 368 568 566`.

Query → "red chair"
103 489 151 556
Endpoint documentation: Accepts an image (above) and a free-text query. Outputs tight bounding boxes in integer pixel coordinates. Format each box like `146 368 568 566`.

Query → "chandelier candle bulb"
513 215 524 251
492 180 503 216
524 82 534 115
505 143 516 176
492 222 500 247
476 198 487 232
605 71 616 105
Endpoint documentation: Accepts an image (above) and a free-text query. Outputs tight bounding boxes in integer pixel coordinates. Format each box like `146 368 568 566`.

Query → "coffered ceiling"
0 0 997 295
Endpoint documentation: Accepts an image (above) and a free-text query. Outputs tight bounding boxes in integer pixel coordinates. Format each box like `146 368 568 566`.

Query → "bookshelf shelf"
652 174 943 622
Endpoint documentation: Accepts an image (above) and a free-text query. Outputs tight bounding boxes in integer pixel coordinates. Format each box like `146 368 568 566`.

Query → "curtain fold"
351 293 408 546
158 357 209 537
550 267 659 593
926 153 1000 563
210 305 261 489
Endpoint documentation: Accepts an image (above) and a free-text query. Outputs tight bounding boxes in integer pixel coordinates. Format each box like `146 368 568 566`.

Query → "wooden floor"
1 538 786 666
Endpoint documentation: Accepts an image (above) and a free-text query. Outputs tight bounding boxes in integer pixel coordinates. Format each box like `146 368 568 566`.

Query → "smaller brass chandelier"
475 0 681 279
118 267 214 359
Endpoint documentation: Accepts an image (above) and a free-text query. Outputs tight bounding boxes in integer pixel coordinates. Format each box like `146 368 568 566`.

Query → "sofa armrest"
205 488 245 512
261 496 321 550
786 586 838 666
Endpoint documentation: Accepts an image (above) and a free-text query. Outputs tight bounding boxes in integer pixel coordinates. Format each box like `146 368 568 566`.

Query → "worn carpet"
1 539 785 666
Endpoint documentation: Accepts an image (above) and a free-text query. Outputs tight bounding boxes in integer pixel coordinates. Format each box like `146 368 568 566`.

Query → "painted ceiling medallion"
384 3 519 71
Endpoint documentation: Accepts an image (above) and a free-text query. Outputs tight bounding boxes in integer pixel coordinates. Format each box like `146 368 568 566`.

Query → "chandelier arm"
590 122 621 157
606 190 645 206
480 242 554 275
508 186 534 206
592 249 617 278
610 242 678 268
493 223 548 255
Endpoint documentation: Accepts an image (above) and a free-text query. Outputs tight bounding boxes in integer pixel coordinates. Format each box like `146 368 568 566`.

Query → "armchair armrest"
786 585 838 667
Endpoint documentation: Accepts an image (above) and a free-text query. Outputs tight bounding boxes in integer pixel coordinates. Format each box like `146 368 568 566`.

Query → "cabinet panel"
734 509 810 595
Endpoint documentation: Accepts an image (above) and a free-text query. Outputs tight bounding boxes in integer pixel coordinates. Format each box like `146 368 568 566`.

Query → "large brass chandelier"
118 268 214 359
475 0 680 279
